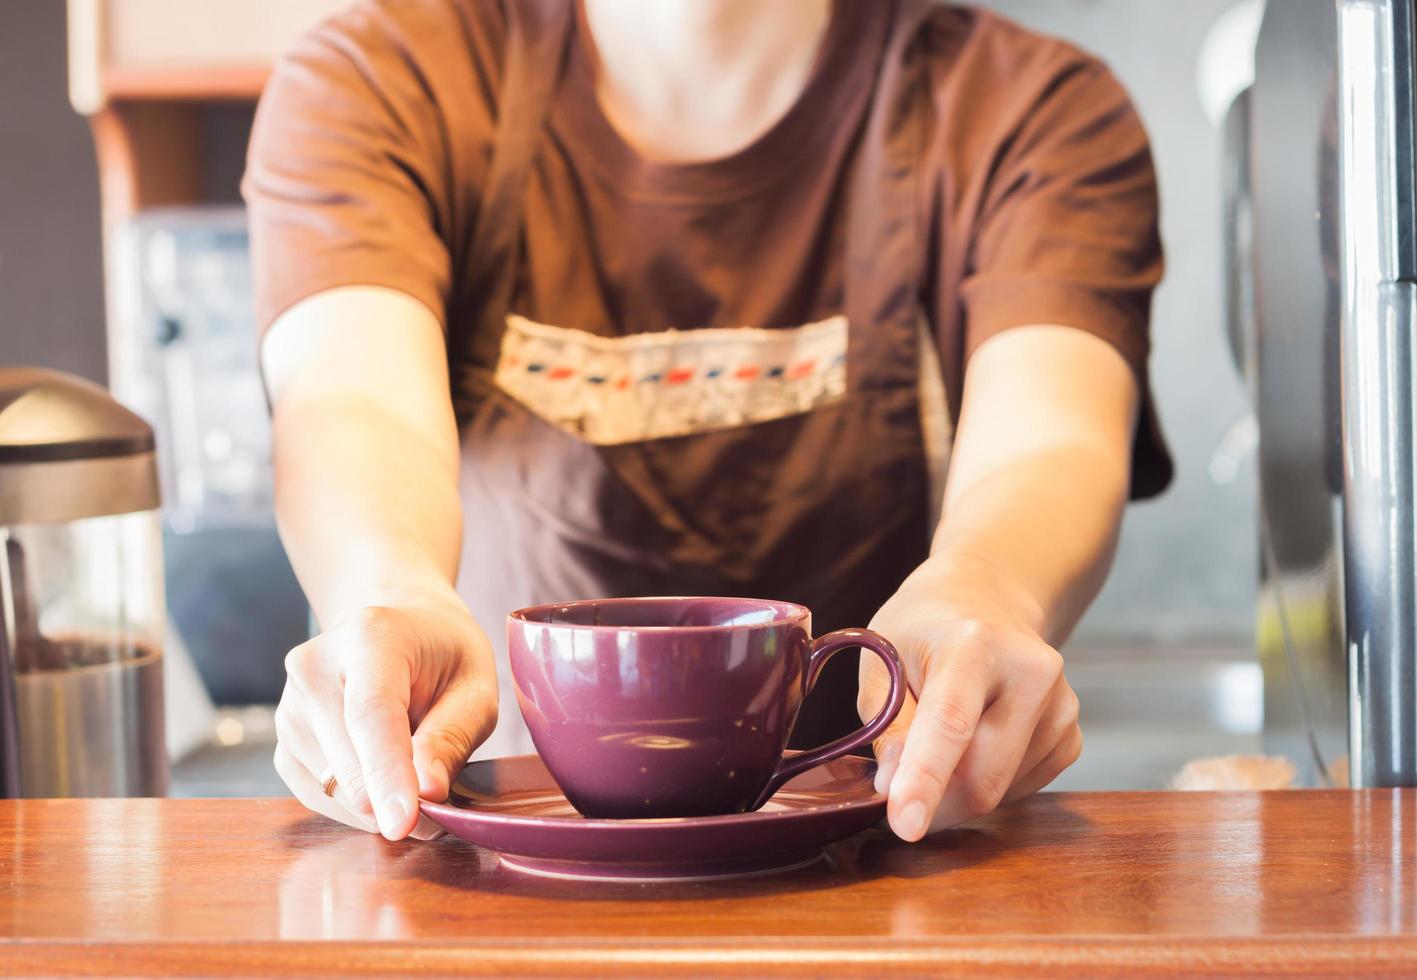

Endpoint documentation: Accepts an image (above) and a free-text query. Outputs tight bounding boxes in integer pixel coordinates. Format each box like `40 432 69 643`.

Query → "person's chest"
513 145 850 337
505 101 863 340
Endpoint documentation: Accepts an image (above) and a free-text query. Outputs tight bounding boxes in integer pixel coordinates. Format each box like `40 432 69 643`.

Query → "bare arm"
864 325 1138 839
264 287 462 620
264 286 497 840
932 324 1135 642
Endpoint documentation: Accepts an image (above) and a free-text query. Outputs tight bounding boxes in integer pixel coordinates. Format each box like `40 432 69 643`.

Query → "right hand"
273 589 499 840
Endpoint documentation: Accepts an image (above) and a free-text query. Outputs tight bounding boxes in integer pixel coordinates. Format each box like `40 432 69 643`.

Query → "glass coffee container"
0 367 167 797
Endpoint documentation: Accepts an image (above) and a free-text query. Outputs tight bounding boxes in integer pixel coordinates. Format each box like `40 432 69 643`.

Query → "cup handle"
750 628 906 811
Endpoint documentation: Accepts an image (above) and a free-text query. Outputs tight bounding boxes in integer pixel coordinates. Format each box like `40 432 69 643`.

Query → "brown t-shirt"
243 0 1170 495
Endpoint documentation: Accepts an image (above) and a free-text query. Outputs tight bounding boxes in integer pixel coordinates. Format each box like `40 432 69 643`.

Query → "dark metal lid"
0 367 155 464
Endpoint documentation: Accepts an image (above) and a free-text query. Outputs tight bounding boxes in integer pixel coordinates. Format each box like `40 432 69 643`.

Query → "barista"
244 0 1170 842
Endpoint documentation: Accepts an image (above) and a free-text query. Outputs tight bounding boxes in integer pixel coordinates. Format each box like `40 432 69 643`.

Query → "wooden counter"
0 790 1413 976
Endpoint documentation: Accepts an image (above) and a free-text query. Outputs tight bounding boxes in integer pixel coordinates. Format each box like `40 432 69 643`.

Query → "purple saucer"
419 754 885 881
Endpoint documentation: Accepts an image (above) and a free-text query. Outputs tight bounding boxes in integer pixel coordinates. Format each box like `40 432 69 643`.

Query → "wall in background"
978 0 1258 651
0 1 106 383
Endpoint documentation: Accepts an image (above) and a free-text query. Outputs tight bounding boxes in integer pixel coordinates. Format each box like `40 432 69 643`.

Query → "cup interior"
514 596 805 630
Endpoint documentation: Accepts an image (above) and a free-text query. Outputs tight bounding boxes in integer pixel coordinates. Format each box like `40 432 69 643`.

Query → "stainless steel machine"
1237 0 1417 787
0 367 168 797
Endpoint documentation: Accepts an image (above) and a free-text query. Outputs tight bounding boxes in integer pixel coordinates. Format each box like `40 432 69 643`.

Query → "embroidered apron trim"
493 313 849 444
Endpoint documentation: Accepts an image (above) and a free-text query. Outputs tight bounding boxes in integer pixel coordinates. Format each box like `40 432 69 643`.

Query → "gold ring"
319 768 338 798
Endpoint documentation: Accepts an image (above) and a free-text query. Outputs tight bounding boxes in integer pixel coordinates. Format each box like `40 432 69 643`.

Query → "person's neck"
581 0 832 163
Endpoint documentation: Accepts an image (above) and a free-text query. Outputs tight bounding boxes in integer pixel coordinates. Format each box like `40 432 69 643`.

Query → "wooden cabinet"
68 0 348 110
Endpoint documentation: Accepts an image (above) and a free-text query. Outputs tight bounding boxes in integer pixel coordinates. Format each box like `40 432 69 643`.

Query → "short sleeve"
242 6 457 334
958 58 1171 497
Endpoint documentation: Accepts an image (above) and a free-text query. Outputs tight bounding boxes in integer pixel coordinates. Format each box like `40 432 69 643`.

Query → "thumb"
859 650 916 795
411 679 497 802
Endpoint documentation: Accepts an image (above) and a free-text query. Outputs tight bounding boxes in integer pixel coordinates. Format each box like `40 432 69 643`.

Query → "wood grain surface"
0 790 1413 977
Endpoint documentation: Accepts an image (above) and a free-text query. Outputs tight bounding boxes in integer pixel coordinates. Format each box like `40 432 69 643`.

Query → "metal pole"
1337 0 1417 787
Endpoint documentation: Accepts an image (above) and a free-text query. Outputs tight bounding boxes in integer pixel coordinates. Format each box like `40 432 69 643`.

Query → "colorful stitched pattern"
493 314 848 444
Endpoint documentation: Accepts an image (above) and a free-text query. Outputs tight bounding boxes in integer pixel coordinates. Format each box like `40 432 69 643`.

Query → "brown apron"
450 0 936 758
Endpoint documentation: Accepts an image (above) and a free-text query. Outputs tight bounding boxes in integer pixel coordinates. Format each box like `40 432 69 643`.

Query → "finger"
280 639 373 818
275 691 373 821
411 675 497 802
872 696 914 795
925 688 1046 833
343 657 420 841
1002 733 1081 804
918 643 1063 834
886 653 991 842
1011 678 1081 784
273 743 378 834
1004 725 1083 803
858 653 915 794
276 741 443 839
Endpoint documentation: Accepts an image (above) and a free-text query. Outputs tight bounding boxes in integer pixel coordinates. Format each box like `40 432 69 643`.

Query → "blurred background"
1 0 1269 795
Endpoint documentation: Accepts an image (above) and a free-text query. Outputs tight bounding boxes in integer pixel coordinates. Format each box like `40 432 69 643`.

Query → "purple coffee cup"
508 596 905 819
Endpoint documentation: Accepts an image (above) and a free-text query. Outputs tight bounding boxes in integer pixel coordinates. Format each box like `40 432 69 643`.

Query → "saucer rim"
496 850 826 883
418 753 883 832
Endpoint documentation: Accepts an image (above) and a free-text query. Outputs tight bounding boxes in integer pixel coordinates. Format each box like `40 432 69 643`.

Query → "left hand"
859 553 1082 841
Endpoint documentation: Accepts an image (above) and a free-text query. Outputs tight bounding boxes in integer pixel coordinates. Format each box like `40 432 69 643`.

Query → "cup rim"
508 596 809 633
